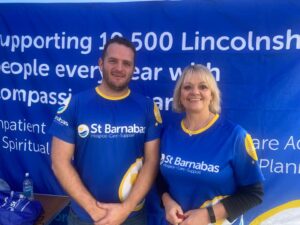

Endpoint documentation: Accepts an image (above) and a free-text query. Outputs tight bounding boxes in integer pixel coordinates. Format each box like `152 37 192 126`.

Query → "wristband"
207 206 216 224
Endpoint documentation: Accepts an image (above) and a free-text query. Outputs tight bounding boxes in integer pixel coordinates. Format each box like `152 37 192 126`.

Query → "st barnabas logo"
78 124 89 138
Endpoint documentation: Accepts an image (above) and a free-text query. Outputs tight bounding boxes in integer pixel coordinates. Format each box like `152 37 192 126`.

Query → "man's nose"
115 62 124 71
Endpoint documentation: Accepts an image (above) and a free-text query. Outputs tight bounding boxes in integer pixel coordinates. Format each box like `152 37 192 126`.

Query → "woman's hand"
180 208 210 225
162 193 185 225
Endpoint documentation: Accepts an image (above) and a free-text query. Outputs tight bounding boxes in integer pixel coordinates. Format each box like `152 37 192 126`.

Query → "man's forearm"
51 137 104 221
52 162 97 213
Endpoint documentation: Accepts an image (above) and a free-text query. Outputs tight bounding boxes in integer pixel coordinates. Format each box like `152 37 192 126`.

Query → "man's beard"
106 78 130 92
102 69 132 92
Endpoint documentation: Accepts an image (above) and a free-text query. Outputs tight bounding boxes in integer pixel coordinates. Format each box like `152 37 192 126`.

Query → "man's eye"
124 62 132 67
108 59 117 64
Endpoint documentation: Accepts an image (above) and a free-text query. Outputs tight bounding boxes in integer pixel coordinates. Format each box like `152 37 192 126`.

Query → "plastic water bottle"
0 178 11 192
23 172 34 200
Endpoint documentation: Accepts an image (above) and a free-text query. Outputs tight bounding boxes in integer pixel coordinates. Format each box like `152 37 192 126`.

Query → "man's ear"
98 57 103 71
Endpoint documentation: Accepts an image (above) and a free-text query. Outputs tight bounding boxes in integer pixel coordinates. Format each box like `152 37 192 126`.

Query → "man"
50 36 162 225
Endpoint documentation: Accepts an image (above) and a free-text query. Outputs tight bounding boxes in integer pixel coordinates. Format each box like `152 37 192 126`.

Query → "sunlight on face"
180 72 212 114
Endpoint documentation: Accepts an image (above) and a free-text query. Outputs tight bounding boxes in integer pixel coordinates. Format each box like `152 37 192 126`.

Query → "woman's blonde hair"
172 64 221 114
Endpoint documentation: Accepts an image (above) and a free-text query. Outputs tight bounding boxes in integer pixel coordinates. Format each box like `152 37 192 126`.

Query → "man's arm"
97 138 160 225
51 137 106 222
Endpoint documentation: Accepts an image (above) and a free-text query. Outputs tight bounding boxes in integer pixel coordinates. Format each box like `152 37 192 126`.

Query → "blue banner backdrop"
1 1 300 224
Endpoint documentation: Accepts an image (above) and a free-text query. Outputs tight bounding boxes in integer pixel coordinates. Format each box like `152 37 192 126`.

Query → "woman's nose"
191 87 200 94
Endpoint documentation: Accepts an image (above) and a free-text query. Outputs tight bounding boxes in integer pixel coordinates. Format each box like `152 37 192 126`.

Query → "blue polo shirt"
160 114 263 224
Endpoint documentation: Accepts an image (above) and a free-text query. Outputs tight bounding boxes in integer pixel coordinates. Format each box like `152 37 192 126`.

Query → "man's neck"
97 84 130 98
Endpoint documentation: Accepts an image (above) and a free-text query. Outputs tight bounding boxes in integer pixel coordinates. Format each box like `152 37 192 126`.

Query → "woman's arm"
220 182 264 222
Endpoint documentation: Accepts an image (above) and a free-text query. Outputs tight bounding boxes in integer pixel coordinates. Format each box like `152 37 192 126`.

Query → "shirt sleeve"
48 95 77 144
232 127 264 186
221 182 264 222
144 99 163 142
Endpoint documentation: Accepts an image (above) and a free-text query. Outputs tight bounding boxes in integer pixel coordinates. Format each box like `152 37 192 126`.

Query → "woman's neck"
184 111 213 131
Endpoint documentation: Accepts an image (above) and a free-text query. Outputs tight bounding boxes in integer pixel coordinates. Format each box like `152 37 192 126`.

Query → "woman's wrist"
206 205 216 223
162 192 172 206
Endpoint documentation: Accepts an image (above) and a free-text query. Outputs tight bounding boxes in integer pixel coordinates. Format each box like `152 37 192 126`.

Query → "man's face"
99 43 135 92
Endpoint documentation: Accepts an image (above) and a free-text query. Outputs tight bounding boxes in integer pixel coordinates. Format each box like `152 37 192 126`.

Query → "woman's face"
180 73 212 114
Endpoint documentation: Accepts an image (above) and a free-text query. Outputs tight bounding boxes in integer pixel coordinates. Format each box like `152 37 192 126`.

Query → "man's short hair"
102 36 136 60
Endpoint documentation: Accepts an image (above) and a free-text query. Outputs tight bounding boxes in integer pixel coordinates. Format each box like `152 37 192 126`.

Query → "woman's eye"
199 84 208 90
183 85 192 90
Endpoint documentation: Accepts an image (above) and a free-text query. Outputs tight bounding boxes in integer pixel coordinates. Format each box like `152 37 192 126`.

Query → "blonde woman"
158 64 264 225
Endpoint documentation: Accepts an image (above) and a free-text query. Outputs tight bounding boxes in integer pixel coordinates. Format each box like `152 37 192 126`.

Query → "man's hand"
88 201 107 223
94 202 131 225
